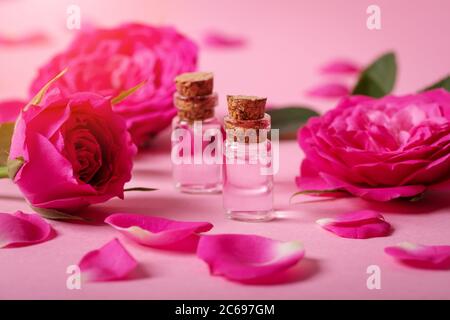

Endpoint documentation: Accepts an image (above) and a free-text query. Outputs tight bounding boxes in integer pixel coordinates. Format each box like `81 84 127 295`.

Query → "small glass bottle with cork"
171 72 223 194
223 95 274 222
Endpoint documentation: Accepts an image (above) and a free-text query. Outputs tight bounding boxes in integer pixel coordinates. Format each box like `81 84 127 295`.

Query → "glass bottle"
223 95 274 222
171 72 222 193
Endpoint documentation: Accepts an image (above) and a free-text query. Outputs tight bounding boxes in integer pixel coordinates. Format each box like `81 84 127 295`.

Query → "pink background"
1 0 450 299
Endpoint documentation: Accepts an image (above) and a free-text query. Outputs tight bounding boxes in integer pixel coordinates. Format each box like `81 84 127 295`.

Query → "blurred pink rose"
297 89 450 201
29 23 198 147
9 91 136 212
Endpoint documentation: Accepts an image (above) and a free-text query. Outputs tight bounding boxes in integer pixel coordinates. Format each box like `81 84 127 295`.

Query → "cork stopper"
175 72 214 97
174 72 217 122
227 95 267 120
225 95 270 143
174 93 217 122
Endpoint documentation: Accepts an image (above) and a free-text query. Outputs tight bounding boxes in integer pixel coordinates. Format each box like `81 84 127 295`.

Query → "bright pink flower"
9 91 136 213
297 89 450 201
0 100 25 123
29 23 198 147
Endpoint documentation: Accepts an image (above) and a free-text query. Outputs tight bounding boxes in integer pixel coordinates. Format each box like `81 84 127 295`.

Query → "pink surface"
1 0 450 299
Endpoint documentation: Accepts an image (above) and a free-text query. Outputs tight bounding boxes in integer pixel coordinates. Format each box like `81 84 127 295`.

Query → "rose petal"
320 59 360 75
203 31 246 48
307 83 350 99
0 32 50 47
295 163 425 201
320 173 426 201
317 210 391 239
78 238 137 282
385 242 450 269
197 234 305 281
105 213 213 247
295 159 331 190
0 211 52 248
430 178 450 191
0 100 25 124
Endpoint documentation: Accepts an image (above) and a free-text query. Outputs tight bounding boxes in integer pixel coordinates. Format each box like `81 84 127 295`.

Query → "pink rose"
9 91 136 212
0 100 25 124
297 89 450 201
29 23 198 147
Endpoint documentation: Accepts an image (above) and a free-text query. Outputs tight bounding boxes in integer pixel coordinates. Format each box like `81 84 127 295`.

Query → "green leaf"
420 75 450 92
0 166 8 179
124 187 158 192
27 68 68 109
267 106 319 140
7 157 25 180
352 52 397 97
0 122 15 166
30 205 88 222
111 81 147 105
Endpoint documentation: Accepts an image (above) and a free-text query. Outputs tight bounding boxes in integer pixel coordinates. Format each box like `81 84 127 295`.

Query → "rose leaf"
352 52 397 98
267 106 319 140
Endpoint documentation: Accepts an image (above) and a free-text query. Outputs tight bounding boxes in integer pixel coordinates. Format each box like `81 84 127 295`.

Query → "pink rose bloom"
297 89 450 201
9 91 136 212
0 100 25 124
29 23 198 147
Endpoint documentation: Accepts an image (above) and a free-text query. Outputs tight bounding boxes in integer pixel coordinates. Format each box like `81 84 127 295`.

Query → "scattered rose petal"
320 59 360 75
307 83 350 99
0 211 52 248
203 31 246 48
197 234 305 282
78 238 137 282
105 213 213 247
0 32 50 47
316 210 391 239
385 242 450 269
